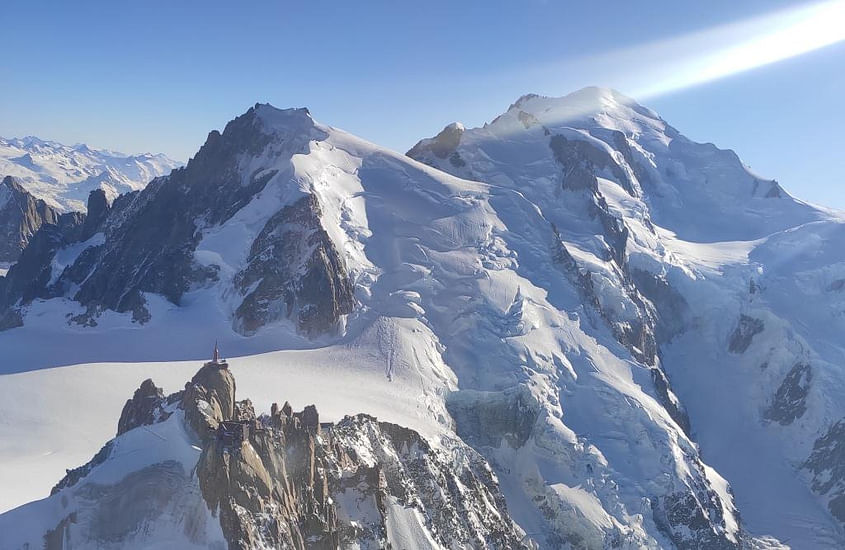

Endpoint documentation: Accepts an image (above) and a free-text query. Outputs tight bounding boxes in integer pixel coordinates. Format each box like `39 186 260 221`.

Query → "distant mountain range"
0 135 180 212
2 88 845 549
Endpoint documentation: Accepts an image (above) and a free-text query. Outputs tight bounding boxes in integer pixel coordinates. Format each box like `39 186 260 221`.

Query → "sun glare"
631 0 845 99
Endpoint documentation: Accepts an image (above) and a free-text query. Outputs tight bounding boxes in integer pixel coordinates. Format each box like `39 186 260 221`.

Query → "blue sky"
2 0 843 208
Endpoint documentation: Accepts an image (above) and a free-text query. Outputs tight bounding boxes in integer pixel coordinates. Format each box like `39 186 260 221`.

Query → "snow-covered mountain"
0 135 181 212
1 89 845 549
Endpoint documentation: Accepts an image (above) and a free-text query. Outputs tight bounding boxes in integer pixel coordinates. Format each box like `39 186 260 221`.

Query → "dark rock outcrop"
805 419 845 523
550 222 657 366
0 207 85 313
407 122 464 162
233 194 354 336
117 378 169 436
728 314 764 354
651 366 692 436
0 175 61 264
68 107 285 323
764 362 813 425
331 415 526 549
182 363 237 437
631 268 691 344
446 386 541 448
79 188 110 241
549 134 636 197
652 488 738 550
189 374 528 549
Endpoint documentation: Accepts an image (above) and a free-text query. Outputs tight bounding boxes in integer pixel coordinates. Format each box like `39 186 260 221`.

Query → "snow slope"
0 136 180 211
408 86 845 548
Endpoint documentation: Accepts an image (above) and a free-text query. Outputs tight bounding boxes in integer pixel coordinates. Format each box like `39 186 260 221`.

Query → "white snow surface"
410 86 845 548
2 90 845 548
0 135 181 211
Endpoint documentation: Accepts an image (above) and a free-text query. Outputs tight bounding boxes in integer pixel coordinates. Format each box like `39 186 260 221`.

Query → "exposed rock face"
34 363 526 549
805 419 845 523
80 188 110 241
764 362 813 425
186 370 526 549
652 487 737 550
550 134 636 197
0 205 85 320
550 220 658 367
196 410 338 550
631 268 691 344
68 107 284 323
0 175 61 263
182 363 237 437
446 386 541 448
117 378 168 436
233 194 354 336
728 315 765 353
406 122 465 168
330 415 526 549
651 366 692 436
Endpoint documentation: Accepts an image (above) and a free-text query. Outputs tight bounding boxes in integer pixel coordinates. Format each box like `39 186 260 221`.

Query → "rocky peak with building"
9 346 526 549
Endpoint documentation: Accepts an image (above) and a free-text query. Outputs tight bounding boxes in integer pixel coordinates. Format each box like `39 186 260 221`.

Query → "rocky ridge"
13 358 526 550
0 175 61 264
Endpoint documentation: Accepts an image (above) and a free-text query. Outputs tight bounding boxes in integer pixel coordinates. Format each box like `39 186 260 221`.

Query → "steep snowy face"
409 87 845 547
0 364 525 550
0 136 181 212
409 86 821 242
